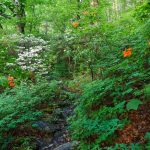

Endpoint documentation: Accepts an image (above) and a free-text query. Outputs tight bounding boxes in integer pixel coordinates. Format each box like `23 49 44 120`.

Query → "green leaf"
126 99 143 111
145 84 150 97
145 132 150 140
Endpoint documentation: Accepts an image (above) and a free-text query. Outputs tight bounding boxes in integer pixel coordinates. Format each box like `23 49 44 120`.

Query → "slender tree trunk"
13 0 26 34
29 5 36 33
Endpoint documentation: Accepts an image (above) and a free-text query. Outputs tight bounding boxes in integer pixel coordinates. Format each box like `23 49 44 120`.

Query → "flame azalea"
127 48 132 51
123 48 132 57
72 22 79 28
7 76 15 88
9 82 15 88
8 76 14 82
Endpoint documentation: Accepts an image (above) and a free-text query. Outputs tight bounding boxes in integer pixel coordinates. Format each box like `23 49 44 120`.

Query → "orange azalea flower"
127 50 132 56
72 22 79 28
123 48 132 57
127 47 132 51
123 51 128 57
8 76 14 82
9 82 15 88
8 76 15 88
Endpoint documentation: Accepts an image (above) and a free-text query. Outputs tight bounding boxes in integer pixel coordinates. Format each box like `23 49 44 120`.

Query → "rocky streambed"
32 101 78 150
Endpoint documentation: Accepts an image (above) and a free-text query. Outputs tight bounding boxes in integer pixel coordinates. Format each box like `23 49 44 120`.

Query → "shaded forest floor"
116 102 150 145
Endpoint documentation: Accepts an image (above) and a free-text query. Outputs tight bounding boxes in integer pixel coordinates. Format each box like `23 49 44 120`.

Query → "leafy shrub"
0 80 59 148
69 78 127 149
69 64 149 149
69 10 150 148
134 1 150 21
0 76 8 87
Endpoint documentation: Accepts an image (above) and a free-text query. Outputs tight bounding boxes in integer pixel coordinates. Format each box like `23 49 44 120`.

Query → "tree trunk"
13 0 26 34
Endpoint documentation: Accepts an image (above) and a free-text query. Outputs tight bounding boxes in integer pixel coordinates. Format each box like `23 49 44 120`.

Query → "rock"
52 108 68 121
53 141 79 150
53 142 74 150
36 138 54 150
32 121 61 133
34 101 75 150
62 107 74 118
52 130 68 144
53 106 74 120
36 139 48 150
53 108 63 117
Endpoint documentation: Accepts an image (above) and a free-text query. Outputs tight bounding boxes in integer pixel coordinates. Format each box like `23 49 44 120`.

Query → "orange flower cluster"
72 22 79 28
8 76 15 88
123 48 132 57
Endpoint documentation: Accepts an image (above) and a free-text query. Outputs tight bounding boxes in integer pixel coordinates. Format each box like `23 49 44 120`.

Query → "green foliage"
69 77 127 149
106 143 141 150
145 84 150 98
145 132 150 141
68 3 150 148
0 79 59 149
134 1 150 21
0 0 150 149
0 35 29 79
13 137 36 150
126 99 143 111
145 132 150 149
0 135 14 150
0 76 8 87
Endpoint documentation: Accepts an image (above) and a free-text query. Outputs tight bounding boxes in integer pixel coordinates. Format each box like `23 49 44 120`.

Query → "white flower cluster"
16 35 49 74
